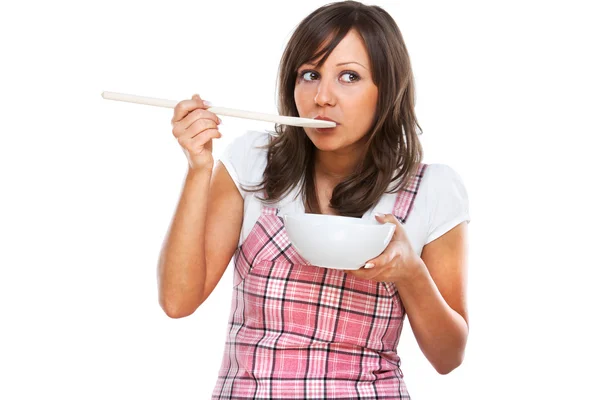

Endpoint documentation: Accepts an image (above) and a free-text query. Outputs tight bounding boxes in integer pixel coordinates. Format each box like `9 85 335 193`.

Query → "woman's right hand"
171 94 222 172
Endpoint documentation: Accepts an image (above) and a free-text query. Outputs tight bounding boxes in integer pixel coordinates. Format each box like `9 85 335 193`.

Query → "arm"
345 218 469 374
157 161 243 318
396 221 469 374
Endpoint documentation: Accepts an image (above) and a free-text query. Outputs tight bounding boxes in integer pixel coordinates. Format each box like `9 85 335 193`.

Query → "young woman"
158 1 470 398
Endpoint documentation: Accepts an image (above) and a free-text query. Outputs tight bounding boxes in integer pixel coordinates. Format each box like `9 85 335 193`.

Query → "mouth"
314 115 339 126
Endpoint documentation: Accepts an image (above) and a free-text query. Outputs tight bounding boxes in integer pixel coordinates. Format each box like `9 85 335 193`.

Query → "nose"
314 80 336 107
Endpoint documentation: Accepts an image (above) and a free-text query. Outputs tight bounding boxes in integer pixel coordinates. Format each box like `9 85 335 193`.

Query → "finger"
375 212 407 240
180 108 221 131
171 96 202 124
187 118 219 139
178 127 221 150
175 120 217 147
374 212 399 225
171 94 211 125
344 265 385 281
172 110 219 140
191 128 222 144
362 249 396 272
191 129 221 153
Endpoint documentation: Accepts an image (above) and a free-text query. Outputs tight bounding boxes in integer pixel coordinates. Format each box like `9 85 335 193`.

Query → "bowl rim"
282 213 395 229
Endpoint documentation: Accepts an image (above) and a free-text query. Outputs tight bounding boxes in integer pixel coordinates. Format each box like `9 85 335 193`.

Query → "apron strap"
392 163 428 223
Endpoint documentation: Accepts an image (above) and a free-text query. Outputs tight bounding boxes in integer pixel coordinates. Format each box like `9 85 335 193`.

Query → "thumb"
374 212 396 224
374 212 406 239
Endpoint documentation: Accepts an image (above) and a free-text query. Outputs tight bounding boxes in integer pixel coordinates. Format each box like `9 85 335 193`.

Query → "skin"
295 29 470 374
294 29 379 213
345 215 469 374
162 28 469 375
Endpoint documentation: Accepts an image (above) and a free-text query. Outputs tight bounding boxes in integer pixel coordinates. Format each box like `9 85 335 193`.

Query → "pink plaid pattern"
213 164 428 399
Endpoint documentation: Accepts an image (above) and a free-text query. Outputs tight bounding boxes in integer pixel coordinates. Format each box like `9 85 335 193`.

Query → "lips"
314 115 339 125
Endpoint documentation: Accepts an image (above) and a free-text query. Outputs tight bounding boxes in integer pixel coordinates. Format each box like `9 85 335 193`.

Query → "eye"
299 70 319 81
340 71 360 83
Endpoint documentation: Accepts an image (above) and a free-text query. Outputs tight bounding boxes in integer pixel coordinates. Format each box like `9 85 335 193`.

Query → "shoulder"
421 163 467 192
419 163 469 209
389 163 466 200
218 129 272 195
420 163 470 243
223 129 271 154
219 129 271 165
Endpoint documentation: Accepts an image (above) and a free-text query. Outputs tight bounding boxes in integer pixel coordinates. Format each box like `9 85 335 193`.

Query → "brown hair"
243 0 423 217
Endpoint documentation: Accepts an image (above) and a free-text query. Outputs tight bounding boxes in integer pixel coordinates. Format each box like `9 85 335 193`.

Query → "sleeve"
218 130 269 198
425 164 471 244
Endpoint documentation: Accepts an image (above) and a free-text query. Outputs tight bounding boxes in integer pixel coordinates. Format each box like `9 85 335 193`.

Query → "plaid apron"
213 163 428 399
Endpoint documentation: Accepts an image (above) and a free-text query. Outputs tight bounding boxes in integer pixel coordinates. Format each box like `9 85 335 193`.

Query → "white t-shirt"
219 130 470 256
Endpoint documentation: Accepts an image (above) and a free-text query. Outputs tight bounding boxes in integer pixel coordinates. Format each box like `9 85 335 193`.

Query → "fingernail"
218 117 222 124
375 213 385 218
203 100 213 107
364 262 375 269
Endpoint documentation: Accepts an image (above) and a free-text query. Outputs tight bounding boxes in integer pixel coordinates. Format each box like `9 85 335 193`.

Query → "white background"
1 0 598 398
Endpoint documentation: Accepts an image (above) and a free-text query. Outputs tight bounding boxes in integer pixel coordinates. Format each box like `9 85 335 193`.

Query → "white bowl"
282 213 396 270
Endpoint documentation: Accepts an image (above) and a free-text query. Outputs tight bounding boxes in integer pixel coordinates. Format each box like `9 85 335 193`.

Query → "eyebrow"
306 61 369 70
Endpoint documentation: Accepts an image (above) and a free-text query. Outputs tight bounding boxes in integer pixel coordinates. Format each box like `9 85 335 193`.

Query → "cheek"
343 92 377 133
363 88 378 110
350 97 375 123
294 86 306 113
359 89 378 123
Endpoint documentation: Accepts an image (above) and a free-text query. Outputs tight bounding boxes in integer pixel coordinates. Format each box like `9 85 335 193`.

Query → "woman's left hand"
344 213 423 282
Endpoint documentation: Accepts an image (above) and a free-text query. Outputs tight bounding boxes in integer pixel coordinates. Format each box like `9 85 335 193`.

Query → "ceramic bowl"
282 213 396 270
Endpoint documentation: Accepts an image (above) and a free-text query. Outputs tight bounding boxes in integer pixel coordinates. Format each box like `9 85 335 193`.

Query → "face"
294 29 379 154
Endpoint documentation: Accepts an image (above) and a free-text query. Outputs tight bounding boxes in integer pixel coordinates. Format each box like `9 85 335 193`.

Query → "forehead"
304 29 371 67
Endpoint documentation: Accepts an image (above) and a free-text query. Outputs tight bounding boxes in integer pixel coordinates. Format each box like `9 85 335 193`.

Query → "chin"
306 128 367 154
305 132 344 152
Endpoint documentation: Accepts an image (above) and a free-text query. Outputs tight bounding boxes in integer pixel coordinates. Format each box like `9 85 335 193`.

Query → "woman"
158 1 470 398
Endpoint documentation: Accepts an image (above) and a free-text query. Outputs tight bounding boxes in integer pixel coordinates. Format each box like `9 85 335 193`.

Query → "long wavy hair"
243 1 423 217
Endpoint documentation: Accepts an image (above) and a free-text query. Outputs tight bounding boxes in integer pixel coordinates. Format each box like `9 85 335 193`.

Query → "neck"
314 150 359 184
